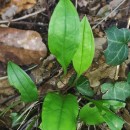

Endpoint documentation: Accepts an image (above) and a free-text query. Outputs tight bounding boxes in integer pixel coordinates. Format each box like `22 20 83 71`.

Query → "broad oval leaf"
40 93 78 130
104 26 130 65
95 101 124 130
7 61 38 102
101 82 130 101
79 102 105 125
80 100 125 130
73 16 95 77
48 0 80 74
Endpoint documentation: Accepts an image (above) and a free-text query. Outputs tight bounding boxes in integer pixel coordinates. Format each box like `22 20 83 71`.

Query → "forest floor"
0 0 130 130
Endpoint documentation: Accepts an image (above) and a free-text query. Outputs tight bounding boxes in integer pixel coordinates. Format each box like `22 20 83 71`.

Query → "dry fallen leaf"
85 38 115 87
78 0 88 7
0 0 36 19
0 79 15 96
109 0 124 9
85 38 127 87
0 27 47 65
97 4 110 17
86 62 117 87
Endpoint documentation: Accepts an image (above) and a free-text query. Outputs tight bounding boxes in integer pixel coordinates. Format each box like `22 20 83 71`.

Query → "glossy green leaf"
40 93 78 130
76 75 94 97
101 82 130 101
104 26 130 65
73 16 95 77
7 61 38 102
79 102 105 125
80 100 125 130
48 0 80 74
68 74 77 86
95 101 124 130
98 100 125 112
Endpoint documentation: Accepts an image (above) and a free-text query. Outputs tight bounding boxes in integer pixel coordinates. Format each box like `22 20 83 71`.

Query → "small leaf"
73 16 95 77
48 0 80 74
104 26 130 65
101 82 130 101
95 101 124 130
79 102 105 125
11 113 23 127
76 75 94 97
80 100 125 130
40 93 78 130
7 61 38 102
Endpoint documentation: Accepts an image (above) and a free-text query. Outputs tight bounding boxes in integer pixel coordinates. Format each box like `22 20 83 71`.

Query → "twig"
0 94 18 105
16 101 38 124
10 21 48 26
77 122 83 130
127 17 130 29
75 0 78 9
17 105 34 130
114 65 120 80
0 64 38 81
0 8 46 24
92 0 126 29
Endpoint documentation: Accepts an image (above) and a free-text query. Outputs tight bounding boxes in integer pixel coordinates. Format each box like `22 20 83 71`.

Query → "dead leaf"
0 27 47 65
78 0 88 7
86 62 117 87
109 0 124 9
85 38 127 87
0 0 36 20
0 79 15 96
85 38 116 87
97 5 110 17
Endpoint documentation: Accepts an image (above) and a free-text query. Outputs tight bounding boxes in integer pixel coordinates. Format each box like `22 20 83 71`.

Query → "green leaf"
80 100 125 130
7 61 38 102
40 93 78 130
127 72 130 84
104 26 130 65
48 0 80 74
76 75 94 97
73 16 95 77
95 101 124 130
11 113 22 127
101 82 130 101
98 100 125 112
68 74 77 86
79 102 105 125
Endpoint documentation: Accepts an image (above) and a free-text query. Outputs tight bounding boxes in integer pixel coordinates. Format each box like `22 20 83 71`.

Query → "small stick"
92 0 126 29
127 17 130 29
0 64 38 81
75 0 78 9
0 8 46 24
115 65 120 80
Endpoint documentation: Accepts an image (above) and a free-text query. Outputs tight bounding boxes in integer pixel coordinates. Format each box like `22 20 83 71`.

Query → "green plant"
104 26 130 65
7 0 130 130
